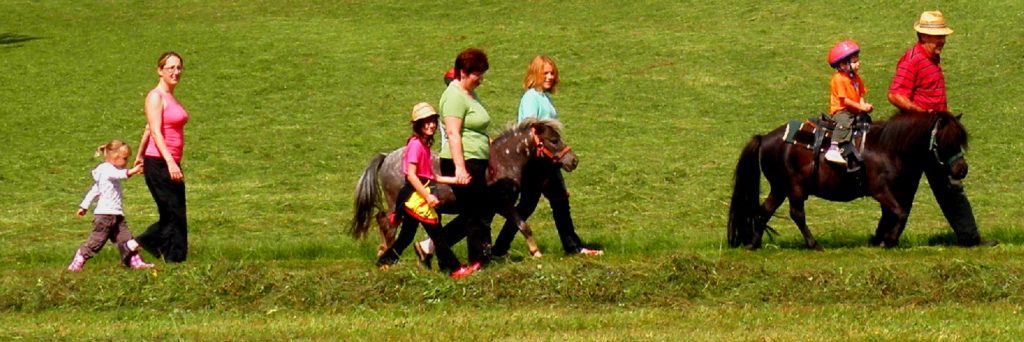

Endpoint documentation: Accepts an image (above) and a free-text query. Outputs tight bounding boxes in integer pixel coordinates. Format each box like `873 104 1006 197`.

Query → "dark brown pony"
728 111 969 249
351 118 577 256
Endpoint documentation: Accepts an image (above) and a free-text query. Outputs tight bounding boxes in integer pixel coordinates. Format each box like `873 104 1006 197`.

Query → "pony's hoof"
530 250 543 258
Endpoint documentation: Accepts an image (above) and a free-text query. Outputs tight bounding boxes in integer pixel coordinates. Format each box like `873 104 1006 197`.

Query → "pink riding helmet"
828 40 860 67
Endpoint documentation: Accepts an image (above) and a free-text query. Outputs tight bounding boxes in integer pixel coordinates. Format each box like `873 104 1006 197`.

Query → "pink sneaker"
580 248 604 256
467 261 483 272
67 251 86 272
129 253 154 269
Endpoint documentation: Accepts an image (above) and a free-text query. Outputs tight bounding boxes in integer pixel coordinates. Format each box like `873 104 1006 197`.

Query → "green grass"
2 0 1024 340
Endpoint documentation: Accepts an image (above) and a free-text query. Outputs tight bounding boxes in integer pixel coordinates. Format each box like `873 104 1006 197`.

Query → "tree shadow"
0 33 43 47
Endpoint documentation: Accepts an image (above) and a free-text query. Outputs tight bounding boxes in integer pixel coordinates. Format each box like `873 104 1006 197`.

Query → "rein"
929 119 965 167
532 132 572 160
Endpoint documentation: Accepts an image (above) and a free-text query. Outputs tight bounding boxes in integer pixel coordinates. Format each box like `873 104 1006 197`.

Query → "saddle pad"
782 119 816 145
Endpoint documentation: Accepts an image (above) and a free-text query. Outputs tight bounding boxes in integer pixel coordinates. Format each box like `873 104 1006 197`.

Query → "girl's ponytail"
94 140 130 158
94 143 108 158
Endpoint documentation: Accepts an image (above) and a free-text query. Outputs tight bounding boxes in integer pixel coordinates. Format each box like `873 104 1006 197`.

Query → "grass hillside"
2 1 1023 340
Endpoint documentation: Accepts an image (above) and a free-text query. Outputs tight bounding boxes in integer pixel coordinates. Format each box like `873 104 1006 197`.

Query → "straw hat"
914 11 953 36
410 102 438 122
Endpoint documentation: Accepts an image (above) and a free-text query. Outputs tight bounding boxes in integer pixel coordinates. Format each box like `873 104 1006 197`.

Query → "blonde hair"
522 55 559 93
94 139 132 159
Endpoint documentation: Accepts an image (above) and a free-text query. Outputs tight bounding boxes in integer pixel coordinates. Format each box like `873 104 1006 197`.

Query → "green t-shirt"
439 80 490 160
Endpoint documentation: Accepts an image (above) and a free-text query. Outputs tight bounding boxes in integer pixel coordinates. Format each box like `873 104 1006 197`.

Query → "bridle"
929 118 965 168
532 131 572 161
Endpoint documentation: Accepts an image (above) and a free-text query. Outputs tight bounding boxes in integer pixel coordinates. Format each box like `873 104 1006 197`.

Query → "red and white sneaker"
129 253 154 269
579 248 604 256
67 251 86 272
450 265 476 279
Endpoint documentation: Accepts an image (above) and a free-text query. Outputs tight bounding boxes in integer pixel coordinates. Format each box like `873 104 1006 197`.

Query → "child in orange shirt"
826 40 873 171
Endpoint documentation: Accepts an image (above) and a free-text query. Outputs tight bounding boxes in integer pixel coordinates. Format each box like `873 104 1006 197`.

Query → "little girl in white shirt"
68 140 154 271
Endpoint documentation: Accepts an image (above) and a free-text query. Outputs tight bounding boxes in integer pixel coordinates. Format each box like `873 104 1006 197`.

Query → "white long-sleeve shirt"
79 162 130 215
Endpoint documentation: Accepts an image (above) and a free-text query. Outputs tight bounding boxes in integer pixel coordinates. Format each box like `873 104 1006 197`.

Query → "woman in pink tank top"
133 51 190 263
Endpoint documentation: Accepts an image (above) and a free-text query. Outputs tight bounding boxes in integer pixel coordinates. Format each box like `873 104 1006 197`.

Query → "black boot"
840 142 861 172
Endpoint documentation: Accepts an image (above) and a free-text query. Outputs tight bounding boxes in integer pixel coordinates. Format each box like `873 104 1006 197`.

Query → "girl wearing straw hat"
376 102 477 279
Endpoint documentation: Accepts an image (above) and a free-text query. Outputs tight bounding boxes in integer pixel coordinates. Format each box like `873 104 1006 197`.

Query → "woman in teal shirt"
492 55 603 257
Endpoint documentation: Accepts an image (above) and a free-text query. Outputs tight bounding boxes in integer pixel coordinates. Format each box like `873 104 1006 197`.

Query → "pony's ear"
955 113 963 121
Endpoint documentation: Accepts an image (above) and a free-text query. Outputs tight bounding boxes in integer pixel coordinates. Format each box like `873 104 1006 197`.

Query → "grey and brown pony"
351 118 577 257
728 111 969 249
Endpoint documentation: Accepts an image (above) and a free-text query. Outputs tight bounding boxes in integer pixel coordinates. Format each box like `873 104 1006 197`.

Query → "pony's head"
523 118 578 171
931 111 969 180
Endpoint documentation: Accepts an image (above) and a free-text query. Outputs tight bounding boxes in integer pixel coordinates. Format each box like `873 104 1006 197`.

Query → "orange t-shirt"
829 71 867 115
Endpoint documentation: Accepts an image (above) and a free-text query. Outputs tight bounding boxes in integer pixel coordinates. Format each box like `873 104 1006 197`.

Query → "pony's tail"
727 135 763 248
350 153 387 239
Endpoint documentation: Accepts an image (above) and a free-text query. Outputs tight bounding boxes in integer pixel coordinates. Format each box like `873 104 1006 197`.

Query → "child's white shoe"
825 143 846 164
125 239 140 253
67 251 86 272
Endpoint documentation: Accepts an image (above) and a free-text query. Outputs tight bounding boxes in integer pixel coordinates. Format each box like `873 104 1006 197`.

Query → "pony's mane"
873 111 967 152
494 118 563 140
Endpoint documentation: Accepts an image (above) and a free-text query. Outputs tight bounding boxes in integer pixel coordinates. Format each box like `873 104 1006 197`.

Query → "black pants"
378 182 461 272
492 164 582 256
924 165 981 245
136 157 188 262
440 158 494 264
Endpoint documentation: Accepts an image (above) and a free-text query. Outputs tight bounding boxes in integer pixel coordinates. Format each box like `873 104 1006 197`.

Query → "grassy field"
2 0 1024 340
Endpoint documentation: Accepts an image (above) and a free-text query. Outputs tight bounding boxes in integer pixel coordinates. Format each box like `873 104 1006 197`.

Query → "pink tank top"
144 90 189 162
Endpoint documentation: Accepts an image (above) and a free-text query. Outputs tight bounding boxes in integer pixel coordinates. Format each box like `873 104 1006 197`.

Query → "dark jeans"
77 214 134 264
378 182 461 272
440 158 494 264
925 165 982 245
136 157 188 262
492 164 583 256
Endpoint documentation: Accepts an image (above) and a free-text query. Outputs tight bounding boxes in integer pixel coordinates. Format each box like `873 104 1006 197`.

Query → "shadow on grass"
758 231 1014 250
0 33 43 47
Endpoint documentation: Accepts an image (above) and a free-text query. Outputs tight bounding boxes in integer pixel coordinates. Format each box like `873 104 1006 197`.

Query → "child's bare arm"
127 164 144 177
434 175 465 185
843 98 873 113
406 164 440 207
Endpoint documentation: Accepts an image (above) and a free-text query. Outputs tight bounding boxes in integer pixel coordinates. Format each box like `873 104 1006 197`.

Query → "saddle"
782 114 871 171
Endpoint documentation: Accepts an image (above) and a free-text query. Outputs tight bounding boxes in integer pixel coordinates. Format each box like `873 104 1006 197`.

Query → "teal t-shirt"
517 88 557 122
439 80 490 160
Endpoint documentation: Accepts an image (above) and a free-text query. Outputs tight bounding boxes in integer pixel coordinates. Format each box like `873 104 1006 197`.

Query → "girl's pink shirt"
403 137 435 181
144 90 189 162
